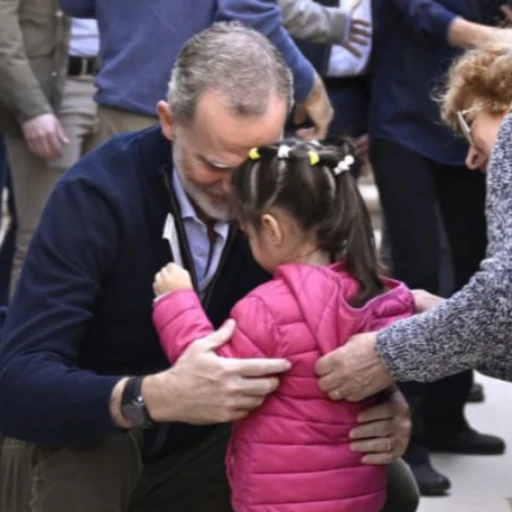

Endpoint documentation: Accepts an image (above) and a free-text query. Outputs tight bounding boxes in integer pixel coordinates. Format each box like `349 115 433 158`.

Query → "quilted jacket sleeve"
152 290 214 363
222 295 277 359
153 291 277 362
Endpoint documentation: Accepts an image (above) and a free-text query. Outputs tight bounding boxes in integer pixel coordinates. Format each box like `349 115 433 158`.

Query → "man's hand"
411 289 444 313
294 72 334 140
344 0 372 58
349 389 411 464
501 4 512 22
141 320 291 424
153 262 193 297
316 332 394 402
22 113 69 160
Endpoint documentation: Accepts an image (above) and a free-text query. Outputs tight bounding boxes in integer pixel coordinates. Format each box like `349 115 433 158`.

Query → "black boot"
408 462 451 496
466 382 485 403
429 427 506 455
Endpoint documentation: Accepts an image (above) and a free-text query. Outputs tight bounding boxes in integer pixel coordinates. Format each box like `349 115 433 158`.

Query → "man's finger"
293 105 307 125
317 371 342 393
361 453 393 465
227 357 291 377
39 137 55 160
346 45 362 58
349 420 393 440
350 437 393 455
352 19 371 29
56 122 70 144
357 403 394 423
350 0 363 12
315 352 335 377
47 133 63 159
349 35 369 46
232 394 266 411
198 319 236 350
501 4 512 21
238 376 280 396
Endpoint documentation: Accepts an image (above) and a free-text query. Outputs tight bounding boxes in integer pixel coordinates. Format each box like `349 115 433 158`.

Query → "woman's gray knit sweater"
376 113 512 383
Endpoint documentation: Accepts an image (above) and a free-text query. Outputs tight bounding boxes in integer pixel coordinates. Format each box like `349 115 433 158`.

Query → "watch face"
121 403 145 426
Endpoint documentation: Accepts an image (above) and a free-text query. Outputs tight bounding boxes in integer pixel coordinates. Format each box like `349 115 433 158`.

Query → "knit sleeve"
375 113 512 383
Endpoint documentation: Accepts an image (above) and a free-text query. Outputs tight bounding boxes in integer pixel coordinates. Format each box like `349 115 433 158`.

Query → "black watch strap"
121 376 154 428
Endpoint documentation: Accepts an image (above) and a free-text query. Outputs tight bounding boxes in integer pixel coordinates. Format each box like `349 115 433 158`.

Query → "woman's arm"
376 114 512 383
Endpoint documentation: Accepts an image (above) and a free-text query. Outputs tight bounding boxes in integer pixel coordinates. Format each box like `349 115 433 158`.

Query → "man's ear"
261 214 283 247
157 101 175 142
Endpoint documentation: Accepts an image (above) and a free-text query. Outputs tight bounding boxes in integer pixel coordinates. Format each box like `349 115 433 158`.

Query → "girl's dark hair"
230 138 384 307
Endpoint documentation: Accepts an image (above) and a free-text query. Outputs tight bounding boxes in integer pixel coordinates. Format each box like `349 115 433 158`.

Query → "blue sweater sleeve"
216 0 315 102
390 0 458 40
0 175 121 446
59 0 96 18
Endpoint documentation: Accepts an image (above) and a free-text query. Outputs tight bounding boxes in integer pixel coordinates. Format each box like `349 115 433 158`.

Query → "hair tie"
277 144 292 159
248 147 261 160
333 155 355 176
308 150 320 166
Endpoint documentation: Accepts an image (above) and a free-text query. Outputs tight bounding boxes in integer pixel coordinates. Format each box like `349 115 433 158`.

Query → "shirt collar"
172 169 229 240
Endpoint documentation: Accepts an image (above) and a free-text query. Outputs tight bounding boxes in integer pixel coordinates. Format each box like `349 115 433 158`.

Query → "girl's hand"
153 263 193 297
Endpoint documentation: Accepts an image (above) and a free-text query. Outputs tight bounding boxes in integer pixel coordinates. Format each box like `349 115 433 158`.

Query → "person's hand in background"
22 113 69 160
344 0 372 57
295 71 334 140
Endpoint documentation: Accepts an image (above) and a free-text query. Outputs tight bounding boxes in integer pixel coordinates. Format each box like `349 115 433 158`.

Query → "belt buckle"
80 57 88 76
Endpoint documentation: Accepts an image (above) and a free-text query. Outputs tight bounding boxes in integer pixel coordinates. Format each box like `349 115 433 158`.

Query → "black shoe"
409 462 451 496
467 382 485 403
429 428 506 455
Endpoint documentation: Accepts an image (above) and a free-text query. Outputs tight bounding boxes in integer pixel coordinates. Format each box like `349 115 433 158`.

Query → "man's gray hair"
168 22 294 124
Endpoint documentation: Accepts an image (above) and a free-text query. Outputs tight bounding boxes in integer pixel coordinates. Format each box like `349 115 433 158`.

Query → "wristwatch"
120 376 154 428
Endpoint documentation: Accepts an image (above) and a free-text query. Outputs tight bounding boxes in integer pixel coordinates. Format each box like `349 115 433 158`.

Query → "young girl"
152 140 414 512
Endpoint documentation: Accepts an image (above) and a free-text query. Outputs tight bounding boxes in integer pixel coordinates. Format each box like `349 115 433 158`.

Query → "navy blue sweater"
0 127 269 449
59 0 315 115
370 0 503 165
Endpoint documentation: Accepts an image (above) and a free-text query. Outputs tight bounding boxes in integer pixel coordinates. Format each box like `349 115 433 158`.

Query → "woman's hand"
153 263 193 297
316 331 394 402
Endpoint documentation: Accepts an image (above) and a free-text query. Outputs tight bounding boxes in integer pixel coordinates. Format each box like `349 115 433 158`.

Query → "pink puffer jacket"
153 263 414 512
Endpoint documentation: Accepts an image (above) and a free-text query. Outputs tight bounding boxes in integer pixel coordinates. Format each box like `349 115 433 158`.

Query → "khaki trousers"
0 427 419 512
90 105 158 147
5 75 97 294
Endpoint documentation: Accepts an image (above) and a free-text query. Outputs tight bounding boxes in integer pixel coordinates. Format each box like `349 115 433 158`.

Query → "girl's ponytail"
317 147 383 306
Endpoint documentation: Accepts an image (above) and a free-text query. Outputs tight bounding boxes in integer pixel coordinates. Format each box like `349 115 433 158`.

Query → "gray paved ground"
418 374 512 512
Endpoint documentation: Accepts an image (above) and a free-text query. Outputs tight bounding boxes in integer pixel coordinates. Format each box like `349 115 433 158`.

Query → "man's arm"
279 0 349 45
0 0 52 123
0 174 121 445
58 0 96 18
390 0 501 47
216 0 334 138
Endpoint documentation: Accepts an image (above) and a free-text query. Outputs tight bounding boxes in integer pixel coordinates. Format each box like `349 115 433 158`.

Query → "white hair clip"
277 144 292 159
333 155 355 176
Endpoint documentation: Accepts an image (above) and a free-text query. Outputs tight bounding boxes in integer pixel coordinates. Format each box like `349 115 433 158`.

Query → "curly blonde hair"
441 41 512 135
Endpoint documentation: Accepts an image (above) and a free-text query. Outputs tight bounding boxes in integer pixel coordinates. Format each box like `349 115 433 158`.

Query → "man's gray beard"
174 160 232 222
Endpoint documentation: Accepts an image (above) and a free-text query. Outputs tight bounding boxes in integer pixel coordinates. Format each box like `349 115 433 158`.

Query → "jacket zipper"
147 167 236 457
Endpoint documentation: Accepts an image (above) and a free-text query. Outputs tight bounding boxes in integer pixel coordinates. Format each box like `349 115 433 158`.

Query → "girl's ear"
261 214 283 247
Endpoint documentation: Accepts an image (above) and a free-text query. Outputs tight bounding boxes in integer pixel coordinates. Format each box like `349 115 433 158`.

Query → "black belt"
67 55 97 77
